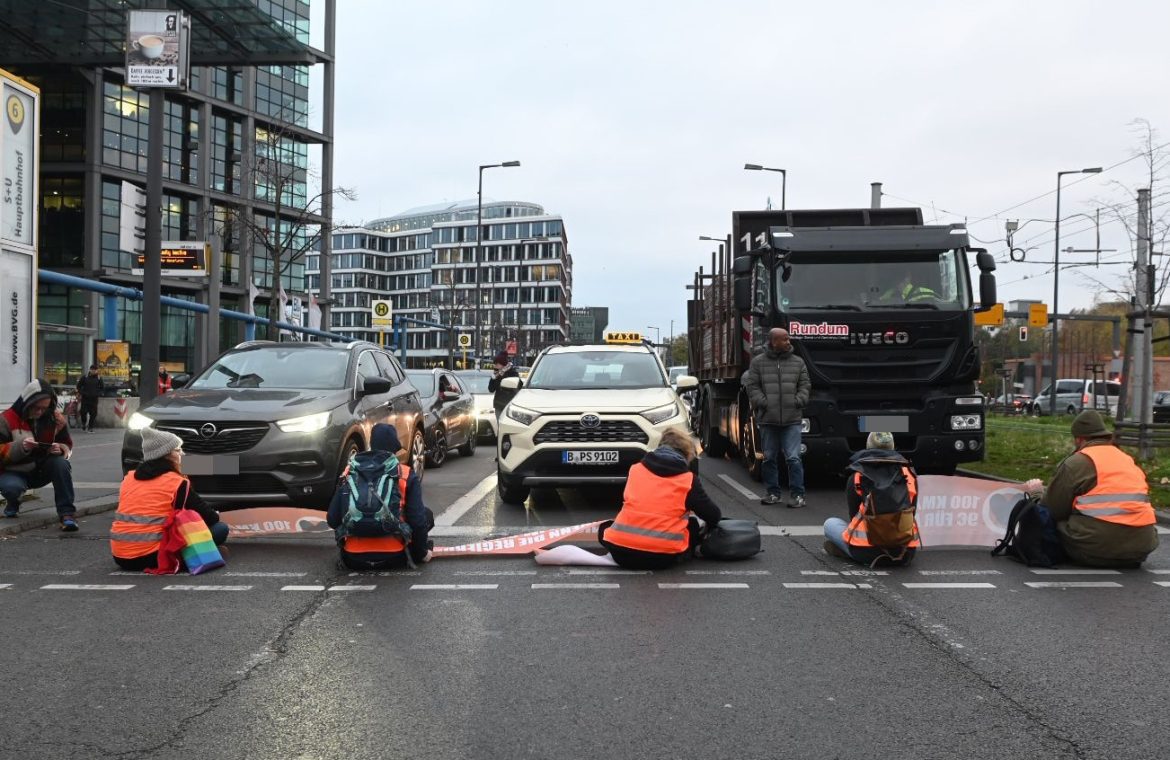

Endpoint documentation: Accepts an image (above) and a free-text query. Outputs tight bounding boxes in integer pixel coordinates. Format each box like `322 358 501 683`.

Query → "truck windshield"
776 250 971 312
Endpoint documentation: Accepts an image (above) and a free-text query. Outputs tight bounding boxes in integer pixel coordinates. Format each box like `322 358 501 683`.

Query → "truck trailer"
687 207 998 477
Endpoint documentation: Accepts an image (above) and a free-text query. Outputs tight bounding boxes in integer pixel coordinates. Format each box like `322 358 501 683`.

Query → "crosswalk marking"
918 570 1003 575
41 584 135 591
281 585 326 591
1145 569 1170 575
164 585 253 591
410 584 498 590
1025 581 1124 589
225 571 307 577
902 583 997 589
1153 581 1170 588
531 583 620 590
783 582 867 589
564 568 649 575
0 584 11 590
328 585 376 592
687 569 771 575
1029 568 1121 575
453 570 538 576
0 570 81 576
658 583 749 589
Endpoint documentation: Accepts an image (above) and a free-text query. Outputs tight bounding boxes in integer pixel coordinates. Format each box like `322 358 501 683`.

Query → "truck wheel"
700 402 729 458
740 417 762 481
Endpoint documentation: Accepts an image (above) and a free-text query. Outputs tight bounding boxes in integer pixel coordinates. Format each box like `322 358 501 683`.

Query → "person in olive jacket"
742 328 811 508
1026 410 1158 568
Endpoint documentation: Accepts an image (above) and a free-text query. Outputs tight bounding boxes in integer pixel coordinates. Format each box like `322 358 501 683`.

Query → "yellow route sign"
604 331 644 344
974 303 1004 327
1028 303 1049 327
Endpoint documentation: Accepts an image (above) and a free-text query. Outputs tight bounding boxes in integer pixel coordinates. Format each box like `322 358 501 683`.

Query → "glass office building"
6 0 334 388
306 200 573 368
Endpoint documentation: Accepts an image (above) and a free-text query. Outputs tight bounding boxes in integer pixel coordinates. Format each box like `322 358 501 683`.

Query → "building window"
211 112 242 194
102 80 149 173
40 177 85 268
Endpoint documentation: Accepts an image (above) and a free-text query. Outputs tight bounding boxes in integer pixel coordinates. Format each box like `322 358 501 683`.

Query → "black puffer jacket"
742 346 811 426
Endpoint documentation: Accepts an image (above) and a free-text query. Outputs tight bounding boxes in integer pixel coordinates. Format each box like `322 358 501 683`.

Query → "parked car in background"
405 369 477 467
1153 390 1170 423
122 341 426 509
455 369 499 441
1031 379 1121 416
988 392 1032 415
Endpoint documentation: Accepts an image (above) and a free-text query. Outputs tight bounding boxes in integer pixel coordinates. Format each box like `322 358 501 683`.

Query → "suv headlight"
640 403 680 425
505 404 541 426
276 411 330 433
127 412 154 431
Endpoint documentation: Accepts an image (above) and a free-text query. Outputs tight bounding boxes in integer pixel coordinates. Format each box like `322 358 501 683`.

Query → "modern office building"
0 1 336 386
306 199 573 368
569 306 610 344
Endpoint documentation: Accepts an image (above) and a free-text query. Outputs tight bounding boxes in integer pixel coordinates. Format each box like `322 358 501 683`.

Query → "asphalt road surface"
2 443 1169 760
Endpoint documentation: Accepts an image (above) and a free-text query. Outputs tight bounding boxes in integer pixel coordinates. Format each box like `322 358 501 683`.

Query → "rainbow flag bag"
174 509 225 575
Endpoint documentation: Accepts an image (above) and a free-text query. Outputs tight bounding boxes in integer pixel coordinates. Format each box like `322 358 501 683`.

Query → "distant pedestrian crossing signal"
1019 326 1028 342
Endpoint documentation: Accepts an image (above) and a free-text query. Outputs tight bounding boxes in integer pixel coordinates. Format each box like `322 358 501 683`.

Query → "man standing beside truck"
743 328 811 508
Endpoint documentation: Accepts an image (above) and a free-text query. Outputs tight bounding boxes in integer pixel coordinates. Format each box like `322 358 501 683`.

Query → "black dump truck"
687 207 998 476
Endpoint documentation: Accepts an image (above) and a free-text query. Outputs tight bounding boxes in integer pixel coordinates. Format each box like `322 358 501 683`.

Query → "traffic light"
1019 326 1028 342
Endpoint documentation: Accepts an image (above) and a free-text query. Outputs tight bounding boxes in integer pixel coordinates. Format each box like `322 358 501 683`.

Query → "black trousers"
598 517 702 570
80 397 99 429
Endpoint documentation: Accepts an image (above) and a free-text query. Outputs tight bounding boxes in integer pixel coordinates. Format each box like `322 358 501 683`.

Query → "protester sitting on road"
76 365 104 432
111 428 228 571
1024 410 1158 568
0 379 79 530
823 431 921 566
328 423 433 570
598 427 723 570
488 351 521 418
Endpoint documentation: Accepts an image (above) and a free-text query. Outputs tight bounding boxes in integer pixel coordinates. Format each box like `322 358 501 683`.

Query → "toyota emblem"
199 423 218 439
579 413 601 429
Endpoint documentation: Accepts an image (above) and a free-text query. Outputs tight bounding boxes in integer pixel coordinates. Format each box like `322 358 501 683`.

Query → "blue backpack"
335 454 411 545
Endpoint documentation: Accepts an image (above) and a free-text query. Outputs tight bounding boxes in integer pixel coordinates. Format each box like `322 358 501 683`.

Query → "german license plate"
858 415 909 433
562 450 619 465
183 455 240 475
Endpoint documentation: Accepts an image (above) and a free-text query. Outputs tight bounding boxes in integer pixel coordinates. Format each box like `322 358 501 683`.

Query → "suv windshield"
526 351 666 390
405 372 436 396
190 347 350 390
776 249 971 312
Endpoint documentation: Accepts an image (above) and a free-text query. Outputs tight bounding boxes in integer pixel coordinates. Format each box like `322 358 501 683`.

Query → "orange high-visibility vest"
111 470 186 559
843 467 921 549
1072 446 1154 527
604 463 692 554
342 464 411 555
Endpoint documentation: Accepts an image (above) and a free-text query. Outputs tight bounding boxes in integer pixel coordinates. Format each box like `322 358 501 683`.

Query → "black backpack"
848 456 918 559
336 455 412 549
991 496 1063 567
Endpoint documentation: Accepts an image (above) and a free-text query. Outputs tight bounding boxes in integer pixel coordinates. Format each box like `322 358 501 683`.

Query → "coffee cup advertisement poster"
125 10 188 88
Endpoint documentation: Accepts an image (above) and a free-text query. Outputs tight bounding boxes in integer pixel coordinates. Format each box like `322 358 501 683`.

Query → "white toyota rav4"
495 344 697 505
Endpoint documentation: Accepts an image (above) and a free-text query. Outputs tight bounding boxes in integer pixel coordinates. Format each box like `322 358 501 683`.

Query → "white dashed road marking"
531 583 620 590
1147 569 1170 575
687 569 771 575
454 570 538 576
0 584 11 590
564 568 648 575
328 585 376 592
282 585 326 592
717 473 762 501
659 583 750 590
434 472 498 526
1 570 81 576
1029 568 1121 575
41 584 135 591
902 583 997 589
918 570 1003 576
1025 581 1124 589
410 584 499 590
164 585 253 591
1153 582 1170 588
225 571 308 577
760 525 822 536
783 582 870 589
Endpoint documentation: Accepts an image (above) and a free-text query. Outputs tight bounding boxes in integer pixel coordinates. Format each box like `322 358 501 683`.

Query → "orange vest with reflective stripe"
111 470 186 559
605 463 692 554
1072 446 1154 527
342 464 411 555
843 467 921 549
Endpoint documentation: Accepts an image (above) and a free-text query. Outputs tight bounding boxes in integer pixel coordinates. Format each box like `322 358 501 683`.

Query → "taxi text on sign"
1028 303 1049 327
0 68 39 404
605 331 643 344
371 299 393 332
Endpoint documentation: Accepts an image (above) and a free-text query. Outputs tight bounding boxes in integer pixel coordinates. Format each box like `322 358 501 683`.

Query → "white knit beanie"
866 431 895 450
141 427 184 461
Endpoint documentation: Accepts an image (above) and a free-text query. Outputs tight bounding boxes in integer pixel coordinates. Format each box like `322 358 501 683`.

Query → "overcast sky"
330 0 1170 340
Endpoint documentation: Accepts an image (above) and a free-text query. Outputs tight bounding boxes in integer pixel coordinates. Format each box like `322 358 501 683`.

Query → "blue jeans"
0 457 76 516
759 423 804 498
824 517 913 566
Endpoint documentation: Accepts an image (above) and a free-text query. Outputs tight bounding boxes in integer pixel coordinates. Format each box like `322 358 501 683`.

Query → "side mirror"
440 390 461 402
358 376 392 396
675 375 699 391
500 377 521 390
974 249 997 273
171 373 191 389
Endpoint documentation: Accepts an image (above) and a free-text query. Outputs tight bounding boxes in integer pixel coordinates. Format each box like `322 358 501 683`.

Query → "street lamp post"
647 325 661 360
1049 166 1103 415
475 160 521 366
744 163 787 210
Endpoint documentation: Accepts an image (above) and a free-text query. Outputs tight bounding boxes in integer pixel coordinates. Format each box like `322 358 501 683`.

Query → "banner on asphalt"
915 475 1025 548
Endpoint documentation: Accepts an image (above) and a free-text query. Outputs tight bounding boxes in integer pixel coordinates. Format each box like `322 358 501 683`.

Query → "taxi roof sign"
604 331 644 345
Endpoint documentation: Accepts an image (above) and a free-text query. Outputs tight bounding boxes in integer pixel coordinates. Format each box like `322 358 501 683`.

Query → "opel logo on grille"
199 423 218 439
579 414 601 429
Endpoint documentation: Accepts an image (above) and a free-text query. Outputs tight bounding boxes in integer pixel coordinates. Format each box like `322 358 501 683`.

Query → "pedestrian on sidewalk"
76 364 104 432
1023 410 1158 568
742 327 811 508
488 350 521 419
823 431 921 567
0 379 79 529
328 423 433 570
598 427 723 570
111 428 228 571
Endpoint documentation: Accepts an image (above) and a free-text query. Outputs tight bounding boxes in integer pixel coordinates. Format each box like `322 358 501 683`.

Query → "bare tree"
216 117 356 339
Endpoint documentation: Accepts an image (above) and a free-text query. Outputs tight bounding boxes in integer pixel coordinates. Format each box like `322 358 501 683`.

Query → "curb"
0 495 119 537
